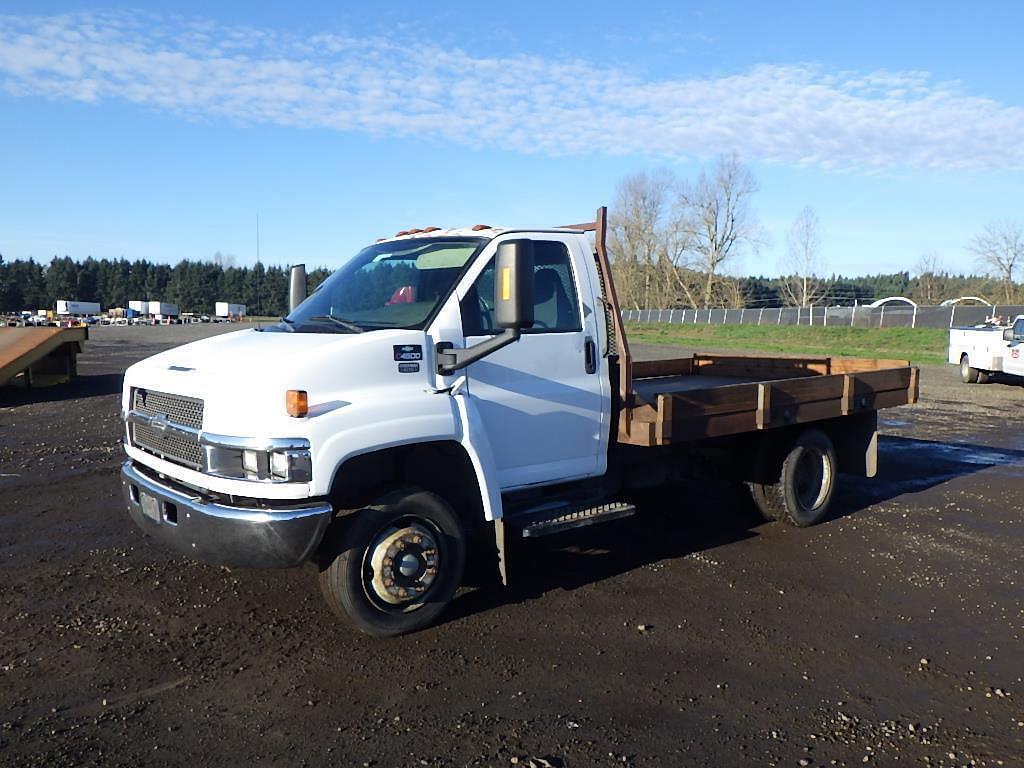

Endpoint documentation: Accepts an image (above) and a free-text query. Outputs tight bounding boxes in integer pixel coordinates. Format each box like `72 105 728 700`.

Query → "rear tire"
960 355 980 384
747 480 779 522
749 430 838 527
318 488 466 637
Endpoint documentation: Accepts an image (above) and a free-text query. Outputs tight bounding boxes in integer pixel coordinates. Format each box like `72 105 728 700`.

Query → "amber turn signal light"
286 389 308 417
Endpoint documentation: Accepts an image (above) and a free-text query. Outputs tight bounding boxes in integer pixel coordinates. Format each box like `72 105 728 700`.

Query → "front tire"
749 430 838 527
318 489 466 637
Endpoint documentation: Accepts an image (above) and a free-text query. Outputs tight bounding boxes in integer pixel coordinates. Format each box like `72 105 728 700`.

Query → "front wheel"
318 489 466 637
749 429 838 527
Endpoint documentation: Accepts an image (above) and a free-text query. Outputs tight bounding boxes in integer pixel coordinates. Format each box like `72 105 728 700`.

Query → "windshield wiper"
307 314 365 333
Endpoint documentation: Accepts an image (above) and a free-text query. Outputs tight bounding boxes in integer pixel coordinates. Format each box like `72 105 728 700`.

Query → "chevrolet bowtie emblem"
151 413 170 434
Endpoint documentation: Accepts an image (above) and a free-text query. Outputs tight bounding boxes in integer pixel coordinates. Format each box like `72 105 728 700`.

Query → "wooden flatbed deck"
575 205 919 450
619 353 919 447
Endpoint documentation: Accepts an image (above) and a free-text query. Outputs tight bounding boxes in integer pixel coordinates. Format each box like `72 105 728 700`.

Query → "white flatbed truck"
120 208 919 636
949 316 1024 383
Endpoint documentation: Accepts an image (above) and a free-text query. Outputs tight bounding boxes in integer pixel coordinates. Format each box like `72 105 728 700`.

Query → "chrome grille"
131 423 204 469
130 388 205 470
133 388 203 429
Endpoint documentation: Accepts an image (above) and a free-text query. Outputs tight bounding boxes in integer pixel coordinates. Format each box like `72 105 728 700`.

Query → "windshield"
281 237 486 333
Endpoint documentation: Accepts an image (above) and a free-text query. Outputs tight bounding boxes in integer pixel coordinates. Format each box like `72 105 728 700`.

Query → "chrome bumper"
121 461 333 569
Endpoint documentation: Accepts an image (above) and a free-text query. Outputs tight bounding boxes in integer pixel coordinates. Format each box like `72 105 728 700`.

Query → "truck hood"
136 328 341 378
123 326 435 437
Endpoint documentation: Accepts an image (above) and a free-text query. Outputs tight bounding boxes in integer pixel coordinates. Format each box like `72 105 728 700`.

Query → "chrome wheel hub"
367 522 440 606
795 448 831 511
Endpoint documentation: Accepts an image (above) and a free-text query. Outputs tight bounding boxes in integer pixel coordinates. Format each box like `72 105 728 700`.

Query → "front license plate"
140 492 162 523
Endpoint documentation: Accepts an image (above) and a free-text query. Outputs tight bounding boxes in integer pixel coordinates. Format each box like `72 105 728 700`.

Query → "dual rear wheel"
748 429 838 528
960 354 990 384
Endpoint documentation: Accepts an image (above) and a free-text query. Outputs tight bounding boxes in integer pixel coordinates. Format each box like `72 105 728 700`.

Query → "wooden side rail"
631 353 913 383
618 364 918 447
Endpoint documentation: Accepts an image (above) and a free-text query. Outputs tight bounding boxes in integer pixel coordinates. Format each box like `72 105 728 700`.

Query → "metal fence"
622 304 1024 329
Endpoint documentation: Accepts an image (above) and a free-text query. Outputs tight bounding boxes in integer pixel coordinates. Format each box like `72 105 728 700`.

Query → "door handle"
584 337 597 374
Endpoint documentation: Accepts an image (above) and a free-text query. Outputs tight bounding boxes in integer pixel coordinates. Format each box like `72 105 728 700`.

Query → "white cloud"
1 10 1022 170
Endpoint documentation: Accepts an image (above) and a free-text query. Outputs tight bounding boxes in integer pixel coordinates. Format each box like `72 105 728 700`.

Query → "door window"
461 241 582 335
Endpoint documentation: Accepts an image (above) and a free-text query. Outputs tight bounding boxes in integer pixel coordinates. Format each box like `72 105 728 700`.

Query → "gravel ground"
0 325 1021 767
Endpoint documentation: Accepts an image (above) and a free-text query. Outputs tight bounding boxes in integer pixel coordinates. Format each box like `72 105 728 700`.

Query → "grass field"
626 323 949 365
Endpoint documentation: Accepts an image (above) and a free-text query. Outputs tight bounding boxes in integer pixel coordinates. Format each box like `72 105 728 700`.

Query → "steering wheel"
478 295 494 332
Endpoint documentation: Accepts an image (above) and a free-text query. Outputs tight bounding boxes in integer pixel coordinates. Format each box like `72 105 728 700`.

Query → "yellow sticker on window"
501 267 511 301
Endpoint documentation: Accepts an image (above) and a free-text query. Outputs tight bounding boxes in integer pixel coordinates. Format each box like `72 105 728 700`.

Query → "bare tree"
677 153 763 307
913 252 946 304
715 274 748 309
779 206 825 307
969 221 1023 303
609 169 690 310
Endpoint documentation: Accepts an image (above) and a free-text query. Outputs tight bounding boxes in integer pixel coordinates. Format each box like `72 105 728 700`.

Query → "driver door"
459 237 607 489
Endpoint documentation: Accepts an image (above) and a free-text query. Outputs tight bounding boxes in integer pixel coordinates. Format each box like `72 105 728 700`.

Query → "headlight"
270 450 312 483
270 450 289 478
242 449 260 475
202 442 312 483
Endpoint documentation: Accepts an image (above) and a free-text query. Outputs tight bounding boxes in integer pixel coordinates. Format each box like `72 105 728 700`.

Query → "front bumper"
121 461 333 569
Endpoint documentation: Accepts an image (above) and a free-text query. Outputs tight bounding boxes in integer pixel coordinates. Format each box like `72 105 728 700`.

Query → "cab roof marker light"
286 390 308 418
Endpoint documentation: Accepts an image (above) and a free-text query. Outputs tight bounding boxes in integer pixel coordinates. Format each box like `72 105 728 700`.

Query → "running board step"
518 501 636 538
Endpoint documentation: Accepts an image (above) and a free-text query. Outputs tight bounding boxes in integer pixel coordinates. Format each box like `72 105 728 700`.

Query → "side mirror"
436 239 536 375
1004 328 1015 342
494 240 535 330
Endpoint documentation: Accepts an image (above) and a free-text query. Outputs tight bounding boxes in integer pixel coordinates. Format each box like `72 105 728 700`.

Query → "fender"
452 390 503 521
317 389 501 522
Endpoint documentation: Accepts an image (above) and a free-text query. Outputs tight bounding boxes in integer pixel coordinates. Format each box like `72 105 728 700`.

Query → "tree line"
3 162 1020 316
0 250 1012 319
0 256 331 316
607 155 1023 310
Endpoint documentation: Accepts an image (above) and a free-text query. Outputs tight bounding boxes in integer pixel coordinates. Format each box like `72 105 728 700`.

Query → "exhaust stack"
289 264 307 313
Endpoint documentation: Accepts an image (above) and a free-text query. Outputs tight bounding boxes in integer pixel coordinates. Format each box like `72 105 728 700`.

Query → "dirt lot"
1 325 1022 767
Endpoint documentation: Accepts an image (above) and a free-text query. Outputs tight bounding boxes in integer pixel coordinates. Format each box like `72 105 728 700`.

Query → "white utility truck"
121 208 918 636
949 316 1024 383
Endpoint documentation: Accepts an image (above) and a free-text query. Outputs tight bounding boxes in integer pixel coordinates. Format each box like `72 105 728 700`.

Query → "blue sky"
1 1 1021 277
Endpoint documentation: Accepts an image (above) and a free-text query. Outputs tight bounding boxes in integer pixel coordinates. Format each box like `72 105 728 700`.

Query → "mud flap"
832 411 878 478
494 518 509 586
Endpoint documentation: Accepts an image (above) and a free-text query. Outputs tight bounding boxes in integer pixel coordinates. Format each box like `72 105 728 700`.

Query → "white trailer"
215 302 246 318
949 316 1024 383
128 300 148 314
148 301 179 318
56 300 101 316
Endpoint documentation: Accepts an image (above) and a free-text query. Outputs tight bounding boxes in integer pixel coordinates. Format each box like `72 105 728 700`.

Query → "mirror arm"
436 329 521 375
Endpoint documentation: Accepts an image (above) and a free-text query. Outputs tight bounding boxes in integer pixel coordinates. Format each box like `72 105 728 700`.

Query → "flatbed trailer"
0 326 88 388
